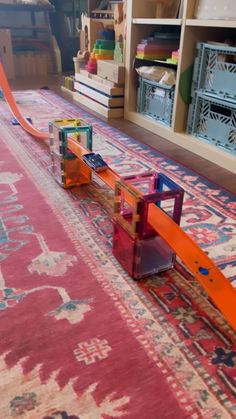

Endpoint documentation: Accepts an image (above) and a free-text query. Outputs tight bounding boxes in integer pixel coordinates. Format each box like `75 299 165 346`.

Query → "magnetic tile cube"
114 171 184 239
114 178 143 239
112 171 184 279
51 151 91 189
49 118 93 158
113 221 174 279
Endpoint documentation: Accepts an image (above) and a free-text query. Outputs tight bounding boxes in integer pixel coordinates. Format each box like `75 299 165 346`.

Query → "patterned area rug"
0 89 235 418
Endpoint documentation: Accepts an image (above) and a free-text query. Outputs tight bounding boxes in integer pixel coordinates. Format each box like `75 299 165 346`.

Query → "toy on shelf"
114 42 123 64
80 8 115 56
61 75 75 93
93 39 115 56
73 50 90 73
49 118 93 188
81 14 104 53
113 1 126 64
73 21 124 119
167 49 179 64
85 55 98 74
136 33 180 61
113 171 184 279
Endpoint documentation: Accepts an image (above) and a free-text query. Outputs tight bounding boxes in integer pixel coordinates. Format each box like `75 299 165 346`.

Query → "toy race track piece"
82 153 108 172
11 117 32 125
0 62 47 140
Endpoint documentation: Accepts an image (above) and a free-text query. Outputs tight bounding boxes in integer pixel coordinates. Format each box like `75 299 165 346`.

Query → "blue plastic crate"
192 42 236 100
137 77 175 127
188 91 236 154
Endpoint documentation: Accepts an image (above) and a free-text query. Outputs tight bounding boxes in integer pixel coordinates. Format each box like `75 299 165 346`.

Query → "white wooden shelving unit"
124 0 236 173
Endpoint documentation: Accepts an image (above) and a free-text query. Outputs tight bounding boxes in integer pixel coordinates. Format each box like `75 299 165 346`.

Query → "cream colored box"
195 0 236 19
97 60 125 85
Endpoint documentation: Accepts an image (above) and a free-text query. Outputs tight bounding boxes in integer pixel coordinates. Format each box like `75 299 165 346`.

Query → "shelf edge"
186 19 236 27
132 18 182 26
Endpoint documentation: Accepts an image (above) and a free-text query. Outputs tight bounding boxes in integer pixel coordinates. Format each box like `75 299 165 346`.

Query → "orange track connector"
68 136 236 331
0 62 48 140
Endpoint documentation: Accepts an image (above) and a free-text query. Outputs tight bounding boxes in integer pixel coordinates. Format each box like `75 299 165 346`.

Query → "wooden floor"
9 74 236 194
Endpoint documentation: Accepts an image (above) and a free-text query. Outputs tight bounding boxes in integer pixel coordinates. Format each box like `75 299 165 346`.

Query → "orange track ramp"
0 62 48 140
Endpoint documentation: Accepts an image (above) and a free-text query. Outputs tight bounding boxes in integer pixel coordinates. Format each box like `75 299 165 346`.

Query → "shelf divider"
186 19 236 27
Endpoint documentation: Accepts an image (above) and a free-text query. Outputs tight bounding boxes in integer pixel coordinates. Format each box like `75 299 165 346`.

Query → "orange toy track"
0 61 48 140
68 136 236 331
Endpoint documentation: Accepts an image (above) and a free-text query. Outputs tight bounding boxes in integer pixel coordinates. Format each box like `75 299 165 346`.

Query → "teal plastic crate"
192 42 236 100
137 77 175 127
188 91 236 154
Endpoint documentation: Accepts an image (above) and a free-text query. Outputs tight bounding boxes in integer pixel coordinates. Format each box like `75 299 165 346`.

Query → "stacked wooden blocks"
85 29 115 74
74 59 125 119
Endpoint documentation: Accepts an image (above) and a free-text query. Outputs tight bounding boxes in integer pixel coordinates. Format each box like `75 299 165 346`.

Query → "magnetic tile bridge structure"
0 61 236 331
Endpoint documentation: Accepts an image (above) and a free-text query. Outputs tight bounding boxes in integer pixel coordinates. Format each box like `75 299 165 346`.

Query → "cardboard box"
0 29 15 79
97 60 125 85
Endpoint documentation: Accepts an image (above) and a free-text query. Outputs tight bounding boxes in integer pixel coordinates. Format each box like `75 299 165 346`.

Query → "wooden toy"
73 50 90 73
136 36 180 60
114 1 126 63
81 14 104 52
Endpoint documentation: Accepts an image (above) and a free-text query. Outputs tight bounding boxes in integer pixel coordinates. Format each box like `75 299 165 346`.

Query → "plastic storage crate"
188 92 236 154
137 76 175 126
192 42 236 100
